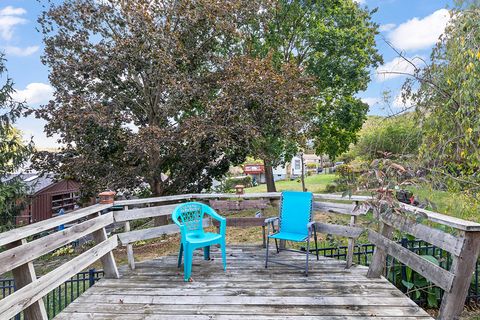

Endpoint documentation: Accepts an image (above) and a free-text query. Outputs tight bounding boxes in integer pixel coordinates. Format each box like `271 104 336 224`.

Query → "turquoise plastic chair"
264 191 318 276
172 202 227 281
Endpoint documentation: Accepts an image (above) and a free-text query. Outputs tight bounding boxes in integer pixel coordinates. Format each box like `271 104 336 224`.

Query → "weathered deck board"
55 245 432 319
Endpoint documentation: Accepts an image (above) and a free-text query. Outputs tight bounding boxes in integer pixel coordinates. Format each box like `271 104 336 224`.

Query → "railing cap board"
399 202 480 232
0 212 114 275
113 204 177 222
0 203 112 247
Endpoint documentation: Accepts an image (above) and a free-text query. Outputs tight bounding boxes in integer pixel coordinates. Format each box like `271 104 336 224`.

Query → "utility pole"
300 152 306 192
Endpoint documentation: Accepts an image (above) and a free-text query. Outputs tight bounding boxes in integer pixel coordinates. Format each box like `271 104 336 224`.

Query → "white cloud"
353 0 366 4
387 9 450 51
12 83 54 105
0 6 26 16
379 23 396 32
361 97 381 107
376 56 424 82
4 45 39 56
393 92 414 109
0 6 27 40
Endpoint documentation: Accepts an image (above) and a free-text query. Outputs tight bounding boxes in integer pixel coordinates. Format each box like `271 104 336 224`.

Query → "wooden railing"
0 204 118 320
366 202 480 320
1 192 479 320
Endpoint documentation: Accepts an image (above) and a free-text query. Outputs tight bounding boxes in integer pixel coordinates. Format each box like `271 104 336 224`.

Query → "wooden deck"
55 245 432 320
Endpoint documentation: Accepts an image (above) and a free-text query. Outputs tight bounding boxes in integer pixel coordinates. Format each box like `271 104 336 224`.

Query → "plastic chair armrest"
172 215 187 242
205 206 226 235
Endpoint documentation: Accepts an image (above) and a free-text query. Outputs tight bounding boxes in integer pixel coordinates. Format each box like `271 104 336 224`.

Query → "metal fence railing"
1 269 104 319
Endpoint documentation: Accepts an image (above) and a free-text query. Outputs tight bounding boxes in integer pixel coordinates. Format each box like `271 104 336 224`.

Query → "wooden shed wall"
29 180 81 223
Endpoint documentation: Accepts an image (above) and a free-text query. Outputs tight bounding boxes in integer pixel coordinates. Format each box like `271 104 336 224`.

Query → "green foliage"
0 54 33 230
391 255 442 308
51 245 75 257
306 163 317 169
36 0 313 196
351 115 422 160
217 176 252 193
245 0 382 189
405 2 480 187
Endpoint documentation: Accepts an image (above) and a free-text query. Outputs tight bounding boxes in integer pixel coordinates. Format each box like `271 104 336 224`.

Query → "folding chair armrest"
264 217 279 224
307 221 317 230
265 217 279 236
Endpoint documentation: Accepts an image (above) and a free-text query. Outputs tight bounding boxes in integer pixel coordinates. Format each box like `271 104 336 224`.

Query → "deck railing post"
366 220 394 278
124 205 136 270
438 231 480 320
6 239 48 320
91 212 119 279
345 212 357 269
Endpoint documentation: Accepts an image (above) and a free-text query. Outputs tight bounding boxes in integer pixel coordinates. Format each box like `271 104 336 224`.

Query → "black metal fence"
315 238 480 307
2 240 480 317
1 269 104 319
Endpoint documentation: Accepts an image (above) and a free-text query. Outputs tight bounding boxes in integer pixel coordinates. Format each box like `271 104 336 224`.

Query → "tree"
245 0 382 191
0 53 33 230
36 0 273 197
403 1 480 187
351 115 422 161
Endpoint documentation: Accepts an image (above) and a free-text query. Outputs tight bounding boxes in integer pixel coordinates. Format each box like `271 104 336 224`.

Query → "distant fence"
1 269 104 319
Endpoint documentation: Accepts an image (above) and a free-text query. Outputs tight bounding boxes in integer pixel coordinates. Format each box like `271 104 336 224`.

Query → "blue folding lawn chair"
264 191 319 276
172 202 227 281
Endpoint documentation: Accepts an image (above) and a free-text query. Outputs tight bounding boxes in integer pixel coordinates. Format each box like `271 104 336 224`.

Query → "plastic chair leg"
177 243 183 268
184 245 193 281
220 240 227 271
204 245 210 260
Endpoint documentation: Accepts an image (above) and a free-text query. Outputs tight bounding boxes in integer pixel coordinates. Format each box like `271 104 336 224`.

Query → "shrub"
352 115 422 160
216 176 253 192
325 183 338 193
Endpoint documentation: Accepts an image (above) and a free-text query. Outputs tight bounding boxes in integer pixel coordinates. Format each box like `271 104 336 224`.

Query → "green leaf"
402 280 414 290
421 255 440 266
427 292 438 307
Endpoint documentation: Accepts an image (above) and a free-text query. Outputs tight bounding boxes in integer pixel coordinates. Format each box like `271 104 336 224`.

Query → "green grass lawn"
245 173 336 193
407 185 479 223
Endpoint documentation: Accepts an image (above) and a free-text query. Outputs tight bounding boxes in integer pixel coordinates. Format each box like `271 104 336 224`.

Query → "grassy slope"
245 173 336 193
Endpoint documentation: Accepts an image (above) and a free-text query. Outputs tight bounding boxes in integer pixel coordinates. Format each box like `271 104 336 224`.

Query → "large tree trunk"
150 177 168 226
263 159 277 192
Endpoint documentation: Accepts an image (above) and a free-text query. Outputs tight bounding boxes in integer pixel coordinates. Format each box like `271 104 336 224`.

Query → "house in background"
272 165 287 181
243 164 265 184
290 154 321 177
5 173 83 225
243 163 288 183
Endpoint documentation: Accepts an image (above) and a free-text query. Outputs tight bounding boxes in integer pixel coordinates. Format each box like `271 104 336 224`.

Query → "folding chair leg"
265 235 270 268
314 226 319 261
177 243 183 268
305 238 310 277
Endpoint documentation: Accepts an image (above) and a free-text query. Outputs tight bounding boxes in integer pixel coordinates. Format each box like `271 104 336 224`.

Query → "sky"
0 0 454 148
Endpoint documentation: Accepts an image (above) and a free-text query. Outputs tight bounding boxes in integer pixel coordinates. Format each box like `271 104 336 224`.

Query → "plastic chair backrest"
174 202 205 233
279 191 313 235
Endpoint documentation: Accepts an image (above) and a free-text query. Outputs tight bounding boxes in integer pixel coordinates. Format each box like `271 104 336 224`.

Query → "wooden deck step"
54 245 433 319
